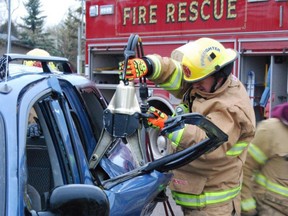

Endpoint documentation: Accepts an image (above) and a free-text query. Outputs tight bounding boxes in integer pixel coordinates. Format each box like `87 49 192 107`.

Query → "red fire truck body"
85 0 288 121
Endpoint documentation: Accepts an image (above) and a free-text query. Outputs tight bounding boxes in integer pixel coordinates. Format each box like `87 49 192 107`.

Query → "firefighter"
24 48 50 138
24 48 50 67
119 37 256 216
241 102 288 216
23 48 57 70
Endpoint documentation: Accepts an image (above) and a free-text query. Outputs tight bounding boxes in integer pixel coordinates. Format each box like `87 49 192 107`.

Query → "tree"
18 0 55 54
48 7 83 70
0 21 21 53
20 0 45 34
0 21 18 37
63 8 79 67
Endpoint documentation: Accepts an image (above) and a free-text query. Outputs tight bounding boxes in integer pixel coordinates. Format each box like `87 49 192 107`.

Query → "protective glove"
27 123 41 138
147 106 168 129
119 58 148 80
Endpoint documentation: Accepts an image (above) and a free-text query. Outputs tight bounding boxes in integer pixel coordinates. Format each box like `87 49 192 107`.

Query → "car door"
58 77 107 159
14 76 106 215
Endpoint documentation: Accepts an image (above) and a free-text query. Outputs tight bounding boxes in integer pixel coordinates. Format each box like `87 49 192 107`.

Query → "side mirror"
46 184 109 216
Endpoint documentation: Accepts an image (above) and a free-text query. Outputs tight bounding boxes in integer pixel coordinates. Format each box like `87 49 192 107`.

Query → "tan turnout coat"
147 54 256 213
241 118 288 215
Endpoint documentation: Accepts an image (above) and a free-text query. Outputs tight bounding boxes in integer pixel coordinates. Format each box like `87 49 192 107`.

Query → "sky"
0 0 81 27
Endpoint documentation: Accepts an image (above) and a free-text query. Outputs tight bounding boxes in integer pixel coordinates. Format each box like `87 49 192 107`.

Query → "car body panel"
106 170 172 216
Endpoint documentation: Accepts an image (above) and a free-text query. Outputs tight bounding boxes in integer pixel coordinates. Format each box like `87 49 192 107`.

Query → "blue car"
0 54 227 216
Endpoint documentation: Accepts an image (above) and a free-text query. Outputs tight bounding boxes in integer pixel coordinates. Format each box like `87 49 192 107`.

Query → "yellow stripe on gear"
146 55 162 80
167 128 185 148
255 173 288 197
248 143 268 164
159 60 182 90
146 55 182 91
172 185 241 207
241 198 257 211
226 141 248 156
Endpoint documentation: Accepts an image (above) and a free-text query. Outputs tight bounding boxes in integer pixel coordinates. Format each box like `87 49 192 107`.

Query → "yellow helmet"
24 48 57 70
171 38 238 82
24 48 51 67
26 48 50 57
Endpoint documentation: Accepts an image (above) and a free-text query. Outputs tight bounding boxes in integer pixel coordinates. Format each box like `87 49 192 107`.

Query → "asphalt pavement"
151 189 183 216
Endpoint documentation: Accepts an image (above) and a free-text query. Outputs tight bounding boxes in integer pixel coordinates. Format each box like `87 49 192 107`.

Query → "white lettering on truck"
122 0 237 26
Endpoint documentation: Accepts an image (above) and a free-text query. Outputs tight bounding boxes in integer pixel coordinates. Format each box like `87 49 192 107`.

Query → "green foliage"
20 0 46 34
45 7 84 70
58 8 83 69
0 21 19 37
16 0 85 72
18 0 54 53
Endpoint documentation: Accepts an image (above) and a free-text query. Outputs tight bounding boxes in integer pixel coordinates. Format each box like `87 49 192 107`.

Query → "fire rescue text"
122 0 237 26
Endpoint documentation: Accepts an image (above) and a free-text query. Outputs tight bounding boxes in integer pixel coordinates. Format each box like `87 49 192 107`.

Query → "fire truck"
85 0 288 123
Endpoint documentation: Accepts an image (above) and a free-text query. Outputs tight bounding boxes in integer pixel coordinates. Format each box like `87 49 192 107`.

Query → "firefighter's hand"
147 106 168 129
119 58 148 80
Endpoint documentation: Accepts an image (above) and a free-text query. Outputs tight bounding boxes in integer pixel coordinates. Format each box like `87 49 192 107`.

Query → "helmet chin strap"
211 77 223 93
210 63 233 92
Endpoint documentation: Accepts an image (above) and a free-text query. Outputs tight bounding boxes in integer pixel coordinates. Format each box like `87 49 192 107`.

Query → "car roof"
0 53 73 83
6 53 69 63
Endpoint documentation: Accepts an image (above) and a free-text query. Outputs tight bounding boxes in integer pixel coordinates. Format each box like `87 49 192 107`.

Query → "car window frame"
17 76 86 213
59 79 107 158
0 113 6 216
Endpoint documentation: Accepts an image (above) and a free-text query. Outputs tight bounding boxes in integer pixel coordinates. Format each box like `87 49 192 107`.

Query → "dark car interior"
25 97 69 211
26 136 52 210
